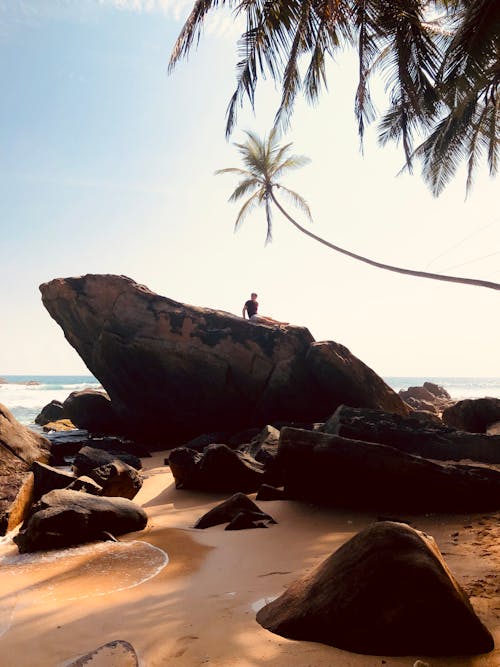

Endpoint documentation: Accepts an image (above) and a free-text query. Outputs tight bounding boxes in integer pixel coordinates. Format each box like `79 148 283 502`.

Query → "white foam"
1 540 169 601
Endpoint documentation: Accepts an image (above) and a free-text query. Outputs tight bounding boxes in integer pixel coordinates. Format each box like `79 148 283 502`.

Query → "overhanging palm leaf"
218 131 500 291
170 0 498 195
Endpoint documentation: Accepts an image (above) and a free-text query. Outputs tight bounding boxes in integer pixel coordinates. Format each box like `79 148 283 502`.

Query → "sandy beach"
0 450 498 666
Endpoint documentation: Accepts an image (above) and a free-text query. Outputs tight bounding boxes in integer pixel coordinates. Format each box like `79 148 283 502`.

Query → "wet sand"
1 451 499 666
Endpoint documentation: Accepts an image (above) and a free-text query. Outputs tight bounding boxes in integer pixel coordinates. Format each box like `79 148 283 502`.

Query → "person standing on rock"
242 293 288 326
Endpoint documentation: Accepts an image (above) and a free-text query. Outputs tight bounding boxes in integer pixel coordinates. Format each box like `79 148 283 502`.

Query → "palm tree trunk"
271 192 500 292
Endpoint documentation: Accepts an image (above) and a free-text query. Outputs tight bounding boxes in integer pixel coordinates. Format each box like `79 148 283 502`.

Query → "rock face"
442 398 500 433
0 403 51 534
14 489 148 553
322 405 500 463
279 427 500 512
256 521 494 656
32 461 76 502
40 274 408 443
1 402 51 465
63 389 118 434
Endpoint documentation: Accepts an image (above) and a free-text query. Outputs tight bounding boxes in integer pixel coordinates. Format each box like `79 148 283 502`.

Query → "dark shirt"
245 299 258 318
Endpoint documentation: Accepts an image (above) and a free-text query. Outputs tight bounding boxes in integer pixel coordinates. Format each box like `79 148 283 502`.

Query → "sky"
0 0 499 377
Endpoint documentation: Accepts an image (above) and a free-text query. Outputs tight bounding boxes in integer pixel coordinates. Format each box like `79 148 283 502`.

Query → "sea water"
1 375 500 427
0 375 100 425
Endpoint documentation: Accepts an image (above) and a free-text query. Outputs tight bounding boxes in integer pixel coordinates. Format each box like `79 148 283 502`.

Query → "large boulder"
256 521 493 656
169 444 267 493
279 427 500 512
0 403 51 534
40 274 408 444
63 389 119 434
14 489 147 553
442 397 500 433
322 405 500 463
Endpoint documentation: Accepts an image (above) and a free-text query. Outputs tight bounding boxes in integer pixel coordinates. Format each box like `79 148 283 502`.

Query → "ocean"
1 375 500 428
0 375 100 426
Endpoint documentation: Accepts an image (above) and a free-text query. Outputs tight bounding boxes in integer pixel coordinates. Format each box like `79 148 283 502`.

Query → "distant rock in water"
256 521 494 656
39 274 408 444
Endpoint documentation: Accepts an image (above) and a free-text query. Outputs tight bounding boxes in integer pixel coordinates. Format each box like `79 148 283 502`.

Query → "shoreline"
1 451 499 666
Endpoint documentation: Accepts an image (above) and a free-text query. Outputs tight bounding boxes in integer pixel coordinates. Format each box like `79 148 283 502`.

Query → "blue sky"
1 0 499 376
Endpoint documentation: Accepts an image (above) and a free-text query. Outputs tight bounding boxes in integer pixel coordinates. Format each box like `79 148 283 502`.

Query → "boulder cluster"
2 274 499 658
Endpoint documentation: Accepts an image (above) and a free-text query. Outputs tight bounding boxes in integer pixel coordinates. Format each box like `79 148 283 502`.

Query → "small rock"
194 492 276 529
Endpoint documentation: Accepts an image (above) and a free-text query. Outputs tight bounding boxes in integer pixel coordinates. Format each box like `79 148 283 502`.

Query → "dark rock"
227 428 262 448
169 444 266 493
39 274 408 445
14 489 147 552
242 425 282 483
246 425 280 458
442 398 500 433
305 340 409 417
225 510 274 530
256 521 493 656
403 396 439 414
46 429 90 465
31 461 76 502
85 437 150 458
35 400 64 426
321 405 500 463
65 640 139 667
87 459 142 500
47 432 149 467
0 403 51 534
256 484 286 501
279 427 500 512
73 446 141 477
63 389 119 434
66 476 103 495
185 431 231 452
194 492 275 529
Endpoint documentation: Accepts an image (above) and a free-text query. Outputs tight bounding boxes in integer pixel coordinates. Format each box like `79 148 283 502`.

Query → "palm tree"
217 131 500 291
170 0 498 195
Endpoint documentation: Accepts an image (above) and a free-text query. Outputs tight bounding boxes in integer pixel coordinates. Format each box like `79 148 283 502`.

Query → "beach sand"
1 451 499 666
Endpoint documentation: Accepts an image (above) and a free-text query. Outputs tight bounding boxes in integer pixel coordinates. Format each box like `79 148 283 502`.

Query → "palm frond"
234 190 263 232
276 185 313 222
228 177 262 202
